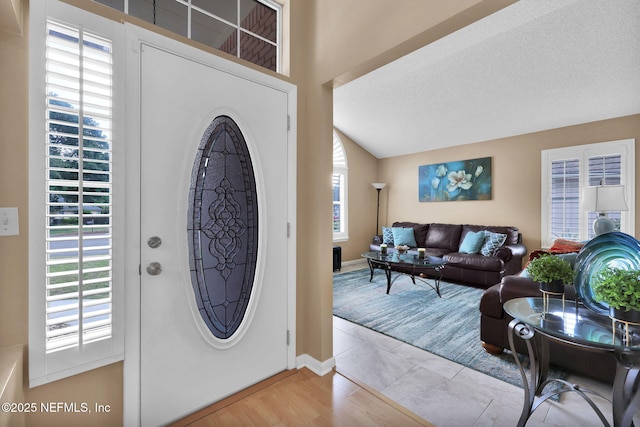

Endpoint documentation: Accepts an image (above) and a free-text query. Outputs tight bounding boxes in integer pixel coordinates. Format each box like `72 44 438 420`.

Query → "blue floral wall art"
419 157 492 202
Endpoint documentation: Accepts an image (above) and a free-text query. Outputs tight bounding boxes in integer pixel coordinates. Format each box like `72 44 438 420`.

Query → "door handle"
147 262 162 276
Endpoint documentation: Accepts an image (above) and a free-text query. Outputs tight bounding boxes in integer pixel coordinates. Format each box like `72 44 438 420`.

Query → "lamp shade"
581 185 628 212
372 182 386 190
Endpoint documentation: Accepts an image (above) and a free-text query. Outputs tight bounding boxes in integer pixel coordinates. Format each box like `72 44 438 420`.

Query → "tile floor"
333 261 635 427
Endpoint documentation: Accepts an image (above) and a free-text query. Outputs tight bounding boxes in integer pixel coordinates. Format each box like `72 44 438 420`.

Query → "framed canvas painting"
419 157 492 202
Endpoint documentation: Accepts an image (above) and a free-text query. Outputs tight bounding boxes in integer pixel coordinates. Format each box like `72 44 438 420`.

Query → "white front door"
132 36 295 426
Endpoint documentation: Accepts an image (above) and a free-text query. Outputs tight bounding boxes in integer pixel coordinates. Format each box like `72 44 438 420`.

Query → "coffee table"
361 251 447 296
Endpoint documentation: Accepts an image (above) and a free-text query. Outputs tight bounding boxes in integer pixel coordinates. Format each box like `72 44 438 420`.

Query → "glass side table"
504 297 640 427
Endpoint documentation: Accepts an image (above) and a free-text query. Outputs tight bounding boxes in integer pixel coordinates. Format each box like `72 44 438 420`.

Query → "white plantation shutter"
541 140 635 248
332 174 344 232
333 131 348 240
45 21 114 353
550 158 580 241
30 4 124 386
333 132 346 169
587 155 623 240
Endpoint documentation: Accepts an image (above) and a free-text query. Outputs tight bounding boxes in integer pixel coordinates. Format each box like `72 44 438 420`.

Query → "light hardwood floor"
170 368 433 427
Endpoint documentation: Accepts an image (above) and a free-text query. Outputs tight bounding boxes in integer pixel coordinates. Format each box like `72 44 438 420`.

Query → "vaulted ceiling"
333 0 640 159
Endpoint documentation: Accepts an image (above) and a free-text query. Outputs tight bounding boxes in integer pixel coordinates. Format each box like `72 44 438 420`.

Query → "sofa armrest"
498 275 542 303
494 243 527 262
479 284 503 318
479 276 542 321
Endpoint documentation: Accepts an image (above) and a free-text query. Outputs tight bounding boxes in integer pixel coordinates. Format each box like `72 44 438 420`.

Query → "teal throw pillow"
391 227 417 247
554 252 578 269
480 231 507 256
382 227 394 245
458 231 486 254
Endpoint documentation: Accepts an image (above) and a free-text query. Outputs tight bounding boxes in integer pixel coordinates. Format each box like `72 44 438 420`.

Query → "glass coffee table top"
361 251 446 296
361 251 446 267
504 297 640 351
503 296 640 427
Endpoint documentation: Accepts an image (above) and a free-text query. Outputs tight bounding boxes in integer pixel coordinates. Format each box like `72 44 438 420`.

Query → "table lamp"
580 184 628 235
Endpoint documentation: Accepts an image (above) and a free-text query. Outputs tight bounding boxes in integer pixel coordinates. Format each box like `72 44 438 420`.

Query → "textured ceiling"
333 0 640 159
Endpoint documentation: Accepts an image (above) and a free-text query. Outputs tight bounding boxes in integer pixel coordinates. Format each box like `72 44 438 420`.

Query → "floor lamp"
372 183 386 235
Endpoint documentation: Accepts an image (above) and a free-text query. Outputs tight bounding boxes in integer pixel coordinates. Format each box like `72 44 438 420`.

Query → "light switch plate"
0 208 19 236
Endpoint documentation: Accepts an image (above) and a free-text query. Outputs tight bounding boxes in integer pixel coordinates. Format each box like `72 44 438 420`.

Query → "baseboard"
342 259 367 267
296 354 335 376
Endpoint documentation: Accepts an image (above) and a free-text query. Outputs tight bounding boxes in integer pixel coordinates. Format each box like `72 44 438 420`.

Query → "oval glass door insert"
188 115 258 340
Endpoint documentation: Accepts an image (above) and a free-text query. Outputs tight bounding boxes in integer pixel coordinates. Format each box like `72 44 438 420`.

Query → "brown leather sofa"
371 222 527 288
480 273 617 383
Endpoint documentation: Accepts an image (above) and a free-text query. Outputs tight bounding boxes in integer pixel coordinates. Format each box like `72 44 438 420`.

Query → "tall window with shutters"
541 139 635 248
333 131 348 241
29 6 123 386
45 21 114 353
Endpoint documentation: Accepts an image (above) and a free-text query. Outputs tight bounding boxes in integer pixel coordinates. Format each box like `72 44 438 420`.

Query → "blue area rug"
333 268 567 390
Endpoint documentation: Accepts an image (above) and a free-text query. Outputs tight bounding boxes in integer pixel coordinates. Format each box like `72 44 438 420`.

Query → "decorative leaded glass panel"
188 116 258 339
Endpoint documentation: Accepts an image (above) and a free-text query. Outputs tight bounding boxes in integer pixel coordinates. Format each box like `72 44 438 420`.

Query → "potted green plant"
526 253 574 293
593 267 640 324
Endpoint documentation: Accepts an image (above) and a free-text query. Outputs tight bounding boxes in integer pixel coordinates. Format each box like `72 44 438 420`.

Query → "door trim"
123 23 296 426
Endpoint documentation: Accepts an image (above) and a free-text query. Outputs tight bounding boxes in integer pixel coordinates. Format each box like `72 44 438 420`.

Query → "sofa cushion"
458 230 486 254
392 227 417 247
425 223 462 251
463 224 520 245
445 252 504 272
480 231 507 256
424 248 451 257
392 222 429 247
382 227 394 245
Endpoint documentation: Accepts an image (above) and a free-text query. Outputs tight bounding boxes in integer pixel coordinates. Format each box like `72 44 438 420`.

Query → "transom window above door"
93 0 282 72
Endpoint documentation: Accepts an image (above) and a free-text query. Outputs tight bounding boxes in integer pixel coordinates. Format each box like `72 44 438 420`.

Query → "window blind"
332 132 347 238
333 132 346 169
586 154 623 240
550 159 580 240
45 21 113 353
332 174 344 233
